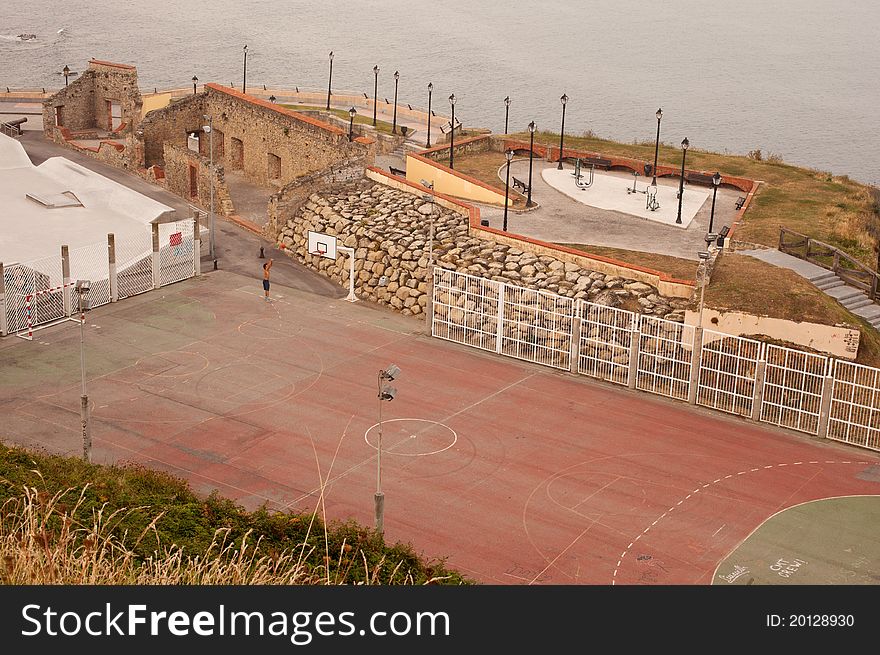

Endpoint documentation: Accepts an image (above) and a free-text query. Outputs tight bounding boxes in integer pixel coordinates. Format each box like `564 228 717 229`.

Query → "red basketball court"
1 270 877 584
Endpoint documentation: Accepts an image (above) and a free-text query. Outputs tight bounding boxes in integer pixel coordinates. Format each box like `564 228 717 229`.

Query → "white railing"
578 303 637 386
828 360 880 451
430 267 880 453
159 219 196 286
636 315 695 402
698 331 764 417
760 345 829 435
116 231 153 299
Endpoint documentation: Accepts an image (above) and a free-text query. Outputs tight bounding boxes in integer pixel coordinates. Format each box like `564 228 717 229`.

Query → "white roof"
0 133 173 266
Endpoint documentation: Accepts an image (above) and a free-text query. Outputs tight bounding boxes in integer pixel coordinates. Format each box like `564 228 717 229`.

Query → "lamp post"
709 172 722 235
75 279 92 462
372 65 379 127
202 115 216 262
391 71 399 134
697 251 710 328
375 364 401 535
348 106 356 141
504 95 510 134
63 65 70 87
326 51 334 110
503 149 514 231
676 137 689 224
192 75 198 95
557 93 568 170
421 179 436 330
242 45 248 94
426 82 433 147
448 93 456 169
527 121 536 207
652 108 662 185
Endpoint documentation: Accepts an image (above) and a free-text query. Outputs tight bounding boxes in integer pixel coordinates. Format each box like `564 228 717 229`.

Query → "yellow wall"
406 155 507 206
142 92 172 117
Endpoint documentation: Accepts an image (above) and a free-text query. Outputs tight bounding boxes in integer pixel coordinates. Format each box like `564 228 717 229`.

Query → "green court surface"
713 495 880 585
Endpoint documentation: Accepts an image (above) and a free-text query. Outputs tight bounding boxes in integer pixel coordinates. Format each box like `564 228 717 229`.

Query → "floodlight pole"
375 372 385 535
78 291 91 462
338 246 358 302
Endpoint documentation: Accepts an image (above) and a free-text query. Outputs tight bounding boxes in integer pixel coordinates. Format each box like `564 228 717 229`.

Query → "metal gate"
117 231 153 299
500 283 574 370
159 220 195 287
432 268 501 353
760 344 829 435
827 359 880 451
578 302 637 386
636 315 695 401
68 242 111 310
698 331 764 417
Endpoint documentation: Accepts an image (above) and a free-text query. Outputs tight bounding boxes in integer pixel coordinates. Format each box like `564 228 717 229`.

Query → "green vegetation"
515 131 880 268
0 445 468 585
282 104 397 135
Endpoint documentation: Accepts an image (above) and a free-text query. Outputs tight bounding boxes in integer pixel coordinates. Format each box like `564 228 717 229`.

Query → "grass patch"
282 104 397 135
561 244 699 281
0 445 469 585
706 254 880 366
514 131 880 268
444 151 527 207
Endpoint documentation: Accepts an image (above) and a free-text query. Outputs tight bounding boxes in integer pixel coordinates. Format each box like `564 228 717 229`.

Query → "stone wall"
276 180 689 320
43 59 142 140
163 143 234 216
266 159 369 239
140 94 206 167
418 134 491 162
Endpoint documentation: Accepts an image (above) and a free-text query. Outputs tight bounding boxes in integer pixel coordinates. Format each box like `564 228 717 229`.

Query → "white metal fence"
431 267 880 453
159 219 196 287
698 331 764 417
2 221 198 339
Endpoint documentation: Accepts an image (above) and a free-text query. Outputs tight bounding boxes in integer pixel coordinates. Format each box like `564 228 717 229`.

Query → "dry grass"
443 152 527 208
706 254 880 366
0 481 450 586
561 244 699 282
515 131 880 267
282 104 397 135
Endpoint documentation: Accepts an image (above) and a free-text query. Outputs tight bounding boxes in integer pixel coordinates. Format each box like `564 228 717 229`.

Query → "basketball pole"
338 246 358 302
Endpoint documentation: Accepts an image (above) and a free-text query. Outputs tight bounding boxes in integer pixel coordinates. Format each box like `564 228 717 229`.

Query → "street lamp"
697 250 710 327
372 65 379 126
426 82 433 147
392 71 400 134
421 180 436 330
348 106 356 141
375 363 401 535
676 137 689 224
448 93 456 169
242 45 248 94
202 115 216 263
652 108 662 185
527 121 537 207
63 65 70 87
191 75 198 95
75 279 92 462
504 95 511 134
326 51 334 110
557 93 568 170
503 149 514 231
709 172 722 235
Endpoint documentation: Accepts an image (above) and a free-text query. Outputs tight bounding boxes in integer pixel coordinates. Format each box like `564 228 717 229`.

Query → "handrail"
780 226 879 299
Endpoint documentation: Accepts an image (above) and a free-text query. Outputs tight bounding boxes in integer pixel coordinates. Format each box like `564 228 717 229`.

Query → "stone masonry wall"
43 60 142 140
140 94 207 167
163 143 234 216
276 180 689 321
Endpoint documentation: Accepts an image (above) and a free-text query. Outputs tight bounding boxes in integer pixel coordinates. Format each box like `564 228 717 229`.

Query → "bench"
716 225 730 246
584 157 612 170
512 176 530 194
389 166 406 177
687 172 715 185
735 196 746 210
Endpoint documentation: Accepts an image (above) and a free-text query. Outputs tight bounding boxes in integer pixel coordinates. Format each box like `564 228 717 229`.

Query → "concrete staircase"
811 270 880 328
